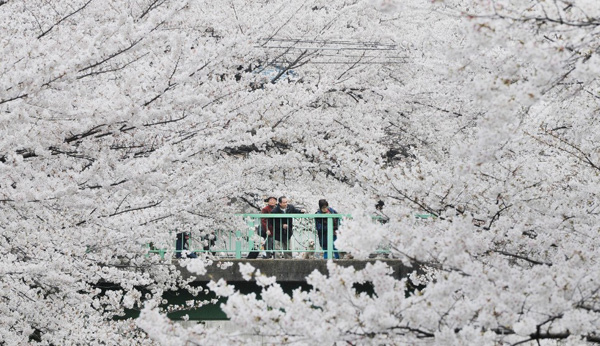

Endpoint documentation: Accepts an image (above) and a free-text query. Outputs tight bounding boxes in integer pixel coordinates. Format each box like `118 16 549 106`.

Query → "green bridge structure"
143 213 433 321
148 213 435 261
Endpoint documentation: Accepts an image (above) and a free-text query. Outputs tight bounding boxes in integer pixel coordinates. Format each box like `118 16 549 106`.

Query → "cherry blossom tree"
2 0 600 345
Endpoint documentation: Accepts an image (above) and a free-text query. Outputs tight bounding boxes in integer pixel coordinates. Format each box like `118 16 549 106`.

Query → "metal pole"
248 218 255 255
235 230 242 259
327 217 333 260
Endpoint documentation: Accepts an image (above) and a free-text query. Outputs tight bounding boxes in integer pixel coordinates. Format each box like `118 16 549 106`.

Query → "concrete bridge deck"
179 258 413 282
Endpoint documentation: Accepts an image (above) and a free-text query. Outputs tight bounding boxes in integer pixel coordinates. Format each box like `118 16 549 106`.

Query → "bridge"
147 213 434 261
145 213 432 321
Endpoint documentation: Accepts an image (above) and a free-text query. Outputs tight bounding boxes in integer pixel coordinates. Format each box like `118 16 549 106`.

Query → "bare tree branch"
491 249 552 266
108 201 162 217
78 38 144 73
389 185 440 218
37 0 94 39
142 55 180 107
65 125 106 143
139 0 167 20
0 93 28 105
144 111 188 127
77 52 149 80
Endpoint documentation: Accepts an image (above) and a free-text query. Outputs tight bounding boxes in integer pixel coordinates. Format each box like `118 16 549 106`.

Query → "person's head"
376 200 385 211
318 199 329 212
264 196 277 206
278 196 288 208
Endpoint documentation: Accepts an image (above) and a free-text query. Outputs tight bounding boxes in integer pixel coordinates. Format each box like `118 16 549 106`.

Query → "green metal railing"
146 213 435 260
242 213 349 260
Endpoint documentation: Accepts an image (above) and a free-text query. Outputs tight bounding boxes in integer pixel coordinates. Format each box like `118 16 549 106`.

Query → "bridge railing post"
247 217 255 256
327 217 334 260
235 230 242 259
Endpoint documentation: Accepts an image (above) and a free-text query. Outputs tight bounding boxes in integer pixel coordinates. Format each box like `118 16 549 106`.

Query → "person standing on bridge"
260 196 277 259
271 196 306 259
315 199 340 259
175 231 198 259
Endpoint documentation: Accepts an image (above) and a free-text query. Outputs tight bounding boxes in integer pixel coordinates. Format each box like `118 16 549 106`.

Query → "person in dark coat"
375 200 389 224
271 196 306 259
315 199 340 259
175 231 197 259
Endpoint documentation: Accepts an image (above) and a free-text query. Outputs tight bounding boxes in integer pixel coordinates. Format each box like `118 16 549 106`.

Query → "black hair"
278 196 287 203
318 199 329 209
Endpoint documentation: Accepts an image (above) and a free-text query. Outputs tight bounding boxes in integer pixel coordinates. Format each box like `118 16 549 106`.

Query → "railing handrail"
238 213 435 219
238 213 345 259
236 213 350 218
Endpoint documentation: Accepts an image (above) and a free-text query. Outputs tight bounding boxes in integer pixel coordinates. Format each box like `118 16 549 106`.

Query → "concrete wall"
179 259 414 282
